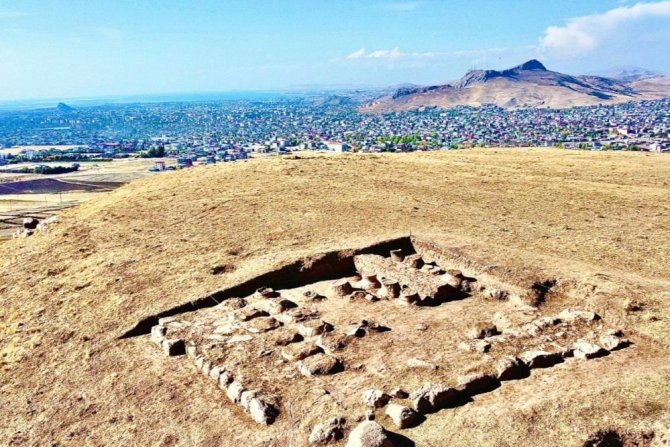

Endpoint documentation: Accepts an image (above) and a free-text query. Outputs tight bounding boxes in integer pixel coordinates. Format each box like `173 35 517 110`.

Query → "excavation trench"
120 236 415 338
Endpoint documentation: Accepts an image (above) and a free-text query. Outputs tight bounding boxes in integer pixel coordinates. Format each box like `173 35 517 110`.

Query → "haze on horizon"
2 0 670 102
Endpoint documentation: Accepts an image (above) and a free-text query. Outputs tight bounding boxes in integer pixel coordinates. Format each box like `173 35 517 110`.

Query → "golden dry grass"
0 148 669 446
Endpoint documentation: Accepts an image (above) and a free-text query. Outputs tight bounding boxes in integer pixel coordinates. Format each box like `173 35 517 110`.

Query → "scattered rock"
458 340 491 353
150 325 167 345
573 340 608 360
390 249 405 262
359 273 381 290
495 356 528 381
379 279 401 299
226 381 246 403
485 288 509 301
457 372 499 396
559 309 600 323
304 290 326 301
406 357 438 370
385 404 419 429
299 320 334 337
161 338 185 356
255 287 280 299
317 332 351 354
281 343 323 361
623 299 644 312
403 254 424 269
23 217 39 230
397 289 420 306
411 383 457 413
236 307 270 321
363 389 391 408
441 269 463 288
391 388 409 399
345 421 394 447
298 353 343 377
521 350 563 368
331 279 354 297
256 299 298 315
309 417 346 445
246 316 282 333
248 397 279 425
599 334 630 351
365 409 375 420
227 334 254 344
467 322 499 339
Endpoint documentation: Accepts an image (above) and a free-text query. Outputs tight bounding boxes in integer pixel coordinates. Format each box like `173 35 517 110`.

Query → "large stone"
331 279 354 297
379 279 401 299
456 372 499 396
573 340 608 360
281 343 322 361
246 316 282 333
240 390 258 411
599 334 630 351
269 329 303 346
362 389 391 408
385 404 419 429
406 357 437 370
22 217 39 230
558 309 600 323
345 421 394 447
248 397 279 425
297 353 343 377
161 338 185 356
359 273 381 291
316 332 351 354
226 381 246 403
150 325 167 345
235 307 269 321
255 287 279 298
255 298 297 315
389 249 405 262
411 383 457 413
467 322 498 339
495 356 528 381
521 350 563 368
403 254 424 269
298 320 334 337
309 417 346 445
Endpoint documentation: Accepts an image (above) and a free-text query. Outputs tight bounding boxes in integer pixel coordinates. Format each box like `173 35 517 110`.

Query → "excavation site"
138 237 633 445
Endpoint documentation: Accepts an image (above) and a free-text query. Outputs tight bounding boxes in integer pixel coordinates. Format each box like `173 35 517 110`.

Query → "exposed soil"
1 149 669 446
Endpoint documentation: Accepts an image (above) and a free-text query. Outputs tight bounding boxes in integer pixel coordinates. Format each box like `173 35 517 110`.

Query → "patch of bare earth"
1 149 669 446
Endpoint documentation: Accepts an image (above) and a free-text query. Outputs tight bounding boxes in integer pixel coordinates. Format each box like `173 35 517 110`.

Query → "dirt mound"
1 150 669 446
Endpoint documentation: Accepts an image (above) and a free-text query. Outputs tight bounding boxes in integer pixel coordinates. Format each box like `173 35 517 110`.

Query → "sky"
1 0 670 101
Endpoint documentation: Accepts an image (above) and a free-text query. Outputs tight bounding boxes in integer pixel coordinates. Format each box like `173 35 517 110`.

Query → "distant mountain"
592 66 663 82
362 60 670 112
310 95 357 107
56 102 75 113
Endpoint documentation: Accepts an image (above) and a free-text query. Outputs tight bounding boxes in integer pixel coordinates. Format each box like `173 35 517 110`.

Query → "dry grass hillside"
1 149 670 447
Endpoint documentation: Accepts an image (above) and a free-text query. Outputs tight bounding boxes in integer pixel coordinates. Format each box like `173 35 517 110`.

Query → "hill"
362 60 670 112
1 150 670 446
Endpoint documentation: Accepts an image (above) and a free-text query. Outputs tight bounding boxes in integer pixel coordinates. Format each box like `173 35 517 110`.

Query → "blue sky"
1 0 670 101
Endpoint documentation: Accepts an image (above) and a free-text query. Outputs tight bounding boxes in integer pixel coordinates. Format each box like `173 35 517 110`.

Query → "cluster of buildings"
0 98 668 166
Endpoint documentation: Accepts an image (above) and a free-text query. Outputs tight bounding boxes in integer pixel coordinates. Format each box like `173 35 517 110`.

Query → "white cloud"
347 47 404 59
382 2 421 12
346 48 367 59
343 46 527 62
540 1 670 55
